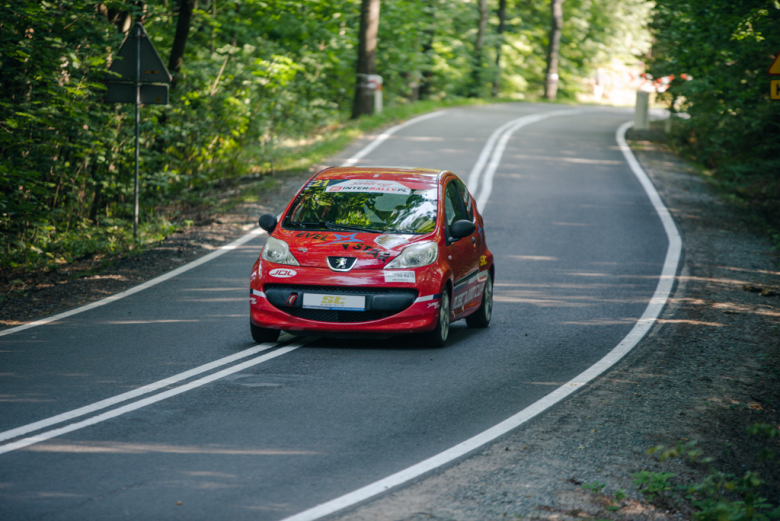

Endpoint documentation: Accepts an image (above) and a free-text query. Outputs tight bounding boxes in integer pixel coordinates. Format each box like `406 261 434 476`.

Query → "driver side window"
444 182 468 226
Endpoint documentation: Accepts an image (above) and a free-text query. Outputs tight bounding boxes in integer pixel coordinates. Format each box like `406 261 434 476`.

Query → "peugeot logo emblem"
327 256 356 272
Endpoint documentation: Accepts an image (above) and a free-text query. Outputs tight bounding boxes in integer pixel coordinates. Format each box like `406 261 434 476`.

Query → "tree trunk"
168 0 197 89
544 0 564 100
351 0 381 119
418 0 435 100
492 0 507 98
470 0 488 97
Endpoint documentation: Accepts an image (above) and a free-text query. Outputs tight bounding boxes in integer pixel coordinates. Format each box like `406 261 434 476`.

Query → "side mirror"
449 219 476 241
258 213 278 234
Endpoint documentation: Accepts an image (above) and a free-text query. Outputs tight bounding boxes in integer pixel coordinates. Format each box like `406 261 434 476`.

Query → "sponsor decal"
452 293 465 309
428 301 440 309
295 232 328 242
307 179 330 189
250 298 257 305
325 179 411 195
302 293 366 311
298 247 308 253
269 268 297 278
452 281 483 310
384 271 415 283
480 255 487 267
323 233 364 246
375 234 409 249
336 242 391 261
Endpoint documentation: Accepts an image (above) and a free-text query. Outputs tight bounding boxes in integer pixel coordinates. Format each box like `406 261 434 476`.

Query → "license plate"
302 293 366 311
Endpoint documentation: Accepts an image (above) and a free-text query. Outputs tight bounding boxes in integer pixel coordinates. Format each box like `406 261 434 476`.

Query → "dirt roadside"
1 123 778 520
329 128 780 521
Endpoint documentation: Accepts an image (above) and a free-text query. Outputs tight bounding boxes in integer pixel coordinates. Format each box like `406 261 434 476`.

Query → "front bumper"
249 262 445 334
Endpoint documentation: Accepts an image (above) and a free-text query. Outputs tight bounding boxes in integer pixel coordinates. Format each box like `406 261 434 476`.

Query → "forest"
1 0 777 273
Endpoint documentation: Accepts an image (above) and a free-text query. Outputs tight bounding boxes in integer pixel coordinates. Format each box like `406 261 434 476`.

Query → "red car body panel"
249 167 493 335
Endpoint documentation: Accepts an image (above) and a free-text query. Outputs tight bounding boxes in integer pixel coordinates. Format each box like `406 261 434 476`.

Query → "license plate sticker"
384 271 415 283
302 293 366 311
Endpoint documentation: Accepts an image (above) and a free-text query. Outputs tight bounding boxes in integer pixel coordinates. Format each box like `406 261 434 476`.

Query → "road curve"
0 103 668 521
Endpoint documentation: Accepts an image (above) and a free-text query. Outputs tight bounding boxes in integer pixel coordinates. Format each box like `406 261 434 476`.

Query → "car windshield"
284 178 438 234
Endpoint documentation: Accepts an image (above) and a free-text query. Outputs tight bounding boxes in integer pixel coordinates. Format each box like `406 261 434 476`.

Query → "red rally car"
249 166 494 346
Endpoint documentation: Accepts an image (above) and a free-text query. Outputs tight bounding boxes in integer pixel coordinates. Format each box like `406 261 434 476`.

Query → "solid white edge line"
340 111 446 167
0 342 281 444
0 228 267 338
0 342 308 455
0 110 447 340
277 119 682 521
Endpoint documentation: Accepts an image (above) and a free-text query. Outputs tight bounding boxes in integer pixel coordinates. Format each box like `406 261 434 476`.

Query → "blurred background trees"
1 0 652 270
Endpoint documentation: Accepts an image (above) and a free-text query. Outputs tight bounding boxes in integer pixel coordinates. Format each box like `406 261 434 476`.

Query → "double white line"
468 108 584 211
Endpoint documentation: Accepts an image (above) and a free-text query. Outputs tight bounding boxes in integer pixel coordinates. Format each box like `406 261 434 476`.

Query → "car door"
444 179 480 317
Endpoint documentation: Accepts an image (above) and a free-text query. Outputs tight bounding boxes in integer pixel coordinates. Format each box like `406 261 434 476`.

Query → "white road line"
340 111 445 167
475 109 584 211
0 341 284 444
278 119 682 521
466 118 520 192
0 342 307 455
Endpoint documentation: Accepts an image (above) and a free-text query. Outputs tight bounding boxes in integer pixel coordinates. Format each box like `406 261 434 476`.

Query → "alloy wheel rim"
440 293 450 341
484 276 493 321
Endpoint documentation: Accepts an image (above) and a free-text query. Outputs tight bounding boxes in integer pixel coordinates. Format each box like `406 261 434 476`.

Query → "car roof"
315 166 446 190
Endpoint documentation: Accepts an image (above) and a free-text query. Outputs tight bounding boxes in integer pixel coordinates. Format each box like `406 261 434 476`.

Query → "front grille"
265 284 416 295
284 308 395 323
263 284 418 323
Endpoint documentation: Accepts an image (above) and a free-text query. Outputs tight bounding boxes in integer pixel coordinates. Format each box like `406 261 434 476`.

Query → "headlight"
384 241 438 269
262 237 299 266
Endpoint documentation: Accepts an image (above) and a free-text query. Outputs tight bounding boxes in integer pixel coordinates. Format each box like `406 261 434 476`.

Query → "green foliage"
633 437 780 520
687 471 780 521
649 0 780 225
582 481 607 493
1 0 653 273
632 470 677 499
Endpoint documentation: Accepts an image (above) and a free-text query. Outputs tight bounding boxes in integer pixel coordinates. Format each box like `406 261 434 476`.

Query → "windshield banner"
325 179 411 195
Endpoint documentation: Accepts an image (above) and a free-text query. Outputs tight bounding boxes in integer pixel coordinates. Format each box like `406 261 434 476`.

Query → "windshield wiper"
323 222 384 234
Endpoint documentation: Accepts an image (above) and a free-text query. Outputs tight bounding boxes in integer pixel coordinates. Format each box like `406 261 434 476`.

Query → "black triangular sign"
106 22 172 83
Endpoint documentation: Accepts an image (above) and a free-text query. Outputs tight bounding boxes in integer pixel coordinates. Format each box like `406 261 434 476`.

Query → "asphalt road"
0 103 667 521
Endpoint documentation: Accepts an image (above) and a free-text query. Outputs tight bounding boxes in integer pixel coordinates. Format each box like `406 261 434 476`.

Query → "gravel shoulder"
329 128 780 521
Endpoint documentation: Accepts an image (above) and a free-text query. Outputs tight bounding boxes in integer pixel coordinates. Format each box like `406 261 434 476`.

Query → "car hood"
274 229 431 269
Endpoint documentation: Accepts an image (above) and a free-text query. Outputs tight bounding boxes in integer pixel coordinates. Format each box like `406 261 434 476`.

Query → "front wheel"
250 321 280 343
466 271 493 328
420 290 451 347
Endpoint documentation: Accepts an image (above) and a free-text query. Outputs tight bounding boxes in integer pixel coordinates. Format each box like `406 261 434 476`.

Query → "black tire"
419 290 451 347
250 321 280 343
466 271 493 328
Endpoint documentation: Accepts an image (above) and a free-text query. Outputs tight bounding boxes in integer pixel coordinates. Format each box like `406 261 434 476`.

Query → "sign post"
105 22 171 238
